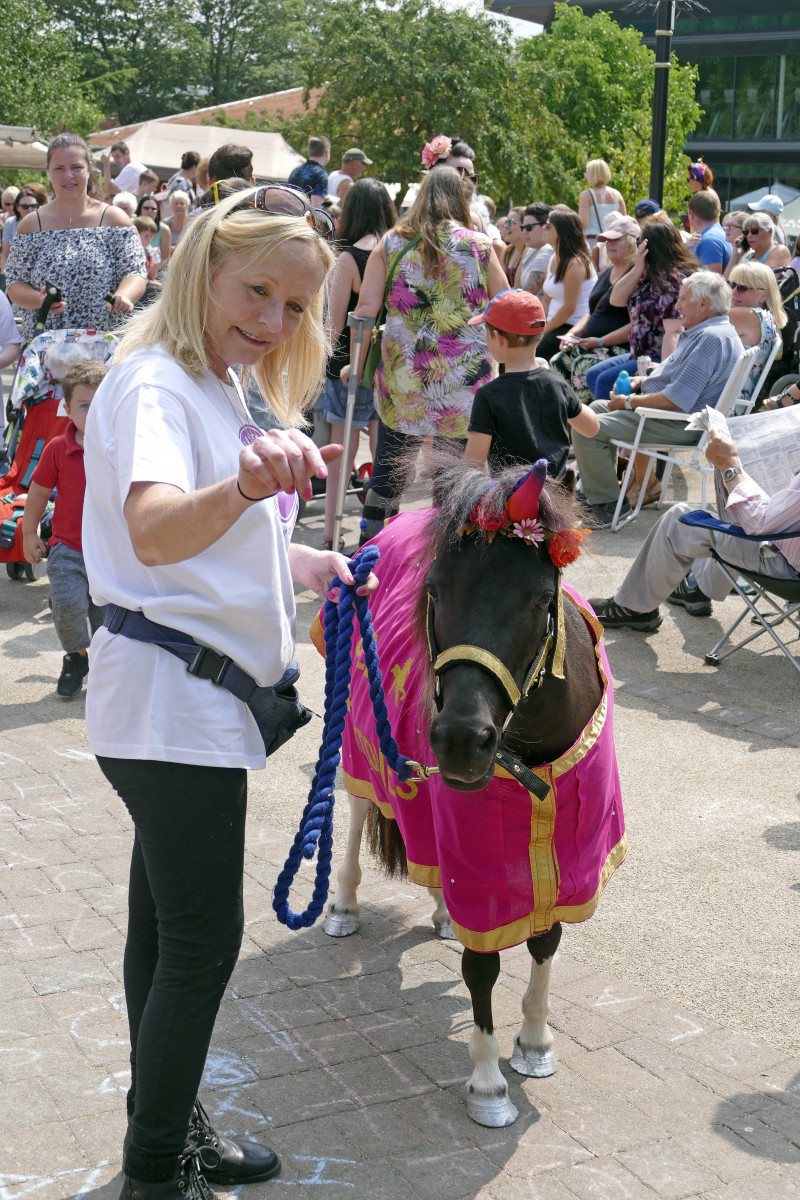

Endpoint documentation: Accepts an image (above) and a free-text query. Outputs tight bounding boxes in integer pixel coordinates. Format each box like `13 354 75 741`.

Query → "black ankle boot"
188 1099 281 1185
118 1147 217 1199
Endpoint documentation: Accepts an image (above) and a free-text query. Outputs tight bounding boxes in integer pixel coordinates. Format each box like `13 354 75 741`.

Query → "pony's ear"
505 459 547 523
561 467 577 494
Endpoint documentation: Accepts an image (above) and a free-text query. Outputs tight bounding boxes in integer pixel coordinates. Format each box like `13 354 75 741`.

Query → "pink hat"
597 215 641 241
468 289 546 335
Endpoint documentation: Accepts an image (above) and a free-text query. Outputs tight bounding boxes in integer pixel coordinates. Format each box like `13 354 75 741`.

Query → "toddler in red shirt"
22 361 109 697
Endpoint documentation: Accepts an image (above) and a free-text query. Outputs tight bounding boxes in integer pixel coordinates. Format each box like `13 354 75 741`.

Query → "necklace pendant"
238 424 263 446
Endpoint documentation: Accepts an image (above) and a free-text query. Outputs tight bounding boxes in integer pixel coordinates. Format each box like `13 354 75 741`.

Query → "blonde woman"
726 260 786 404
81 187 375 1196
578 159 626 264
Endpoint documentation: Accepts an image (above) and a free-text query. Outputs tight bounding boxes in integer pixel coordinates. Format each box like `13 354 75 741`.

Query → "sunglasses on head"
227 184 336 242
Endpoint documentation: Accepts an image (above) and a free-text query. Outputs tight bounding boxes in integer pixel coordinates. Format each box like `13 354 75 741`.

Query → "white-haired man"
572 271 745 527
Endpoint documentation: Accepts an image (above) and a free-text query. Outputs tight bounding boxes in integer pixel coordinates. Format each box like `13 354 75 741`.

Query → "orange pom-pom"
547 527 584 567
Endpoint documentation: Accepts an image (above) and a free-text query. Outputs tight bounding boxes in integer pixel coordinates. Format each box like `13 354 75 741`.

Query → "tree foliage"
514 4 701 211
234 0 699 213
263 0 521 203
0 0 101 136
48 0 323 126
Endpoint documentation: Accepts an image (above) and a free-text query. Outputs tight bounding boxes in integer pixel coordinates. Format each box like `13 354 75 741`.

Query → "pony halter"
426 582 566 731
425 457 579 729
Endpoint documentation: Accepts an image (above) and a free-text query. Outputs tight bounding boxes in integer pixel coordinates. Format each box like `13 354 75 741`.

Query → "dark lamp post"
626 0 707 206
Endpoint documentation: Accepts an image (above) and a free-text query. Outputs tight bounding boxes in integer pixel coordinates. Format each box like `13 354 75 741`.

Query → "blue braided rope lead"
273 544 413 930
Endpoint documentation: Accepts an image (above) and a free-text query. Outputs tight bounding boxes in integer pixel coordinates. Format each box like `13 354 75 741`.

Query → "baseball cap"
343 148 373 164
634 198 660 218
597 215 641 241
748 193 783 215
468 289 546 335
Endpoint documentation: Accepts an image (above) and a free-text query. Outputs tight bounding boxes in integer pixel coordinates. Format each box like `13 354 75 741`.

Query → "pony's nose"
430 715 497 782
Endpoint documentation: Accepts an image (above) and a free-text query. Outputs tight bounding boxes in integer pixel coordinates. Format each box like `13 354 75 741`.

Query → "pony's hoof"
324 908 360 937
466 1090 518 1127
509 1039 557 1078
435 918 456 941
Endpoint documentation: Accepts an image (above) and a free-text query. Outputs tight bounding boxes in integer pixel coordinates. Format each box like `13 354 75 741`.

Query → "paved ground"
1 453 799 1199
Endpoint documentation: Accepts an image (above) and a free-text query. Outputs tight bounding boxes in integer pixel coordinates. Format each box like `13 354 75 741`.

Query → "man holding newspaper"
591 417 800 631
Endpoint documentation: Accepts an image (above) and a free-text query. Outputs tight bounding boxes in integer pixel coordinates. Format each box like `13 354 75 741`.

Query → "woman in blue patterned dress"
346 166 506 540
6 132 146 341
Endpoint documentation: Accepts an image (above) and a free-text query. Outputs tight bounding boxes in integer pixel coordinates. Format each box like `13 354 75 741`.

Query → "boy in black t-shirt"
466 290 599 478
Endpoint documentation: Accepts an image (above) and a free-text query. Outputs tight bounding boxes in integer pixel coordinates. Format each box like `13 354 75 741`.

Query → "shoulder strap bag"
361 233 422 390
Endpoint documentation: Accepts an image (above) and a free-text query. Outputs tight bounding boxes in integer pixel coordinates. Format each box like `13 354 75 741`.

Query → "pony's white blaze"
510 956 558 1078
466 1027 518 1127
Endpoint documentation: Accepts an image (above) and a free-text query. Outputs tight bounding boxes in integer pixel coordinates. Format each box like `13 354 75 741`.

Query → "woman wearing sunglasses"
0 186 44 273
81 186 373 1197
136 193 171 273
722 261 786 405
736 212 790 272
500 206 528 285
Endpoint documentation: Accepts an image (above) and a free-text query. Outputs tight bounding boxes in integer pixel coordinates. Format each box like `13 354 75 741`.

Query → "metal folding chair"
679 509 800 674
609 347 757 532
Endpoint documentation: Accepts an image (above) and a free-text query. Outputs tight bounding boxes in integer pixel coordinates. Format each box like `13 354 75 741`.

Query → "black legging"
367 419 466 509
97 757 247 1181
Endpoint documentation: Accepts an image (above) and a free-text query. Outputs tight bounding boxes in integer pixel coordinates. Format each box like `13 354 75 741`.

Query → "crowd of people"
1 127 799 1197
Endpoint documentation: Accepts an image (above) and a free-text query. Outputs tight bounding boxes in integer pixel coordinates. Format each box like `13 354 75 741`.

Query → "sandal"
322 537 345 552
626 480 661 508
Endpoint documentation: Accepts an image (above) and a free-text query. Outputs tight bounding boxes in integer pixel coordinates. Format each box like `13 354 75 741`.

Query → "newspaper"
692 403 800 515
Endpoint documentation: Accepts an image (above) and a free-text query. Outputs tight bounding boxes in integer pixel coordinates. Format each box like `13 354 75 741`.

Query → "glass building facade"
488 1 800 205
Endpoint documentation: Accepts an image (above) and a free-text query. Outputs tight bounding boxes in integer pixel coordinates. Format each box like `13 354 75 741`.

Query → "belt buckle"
187 645 230 686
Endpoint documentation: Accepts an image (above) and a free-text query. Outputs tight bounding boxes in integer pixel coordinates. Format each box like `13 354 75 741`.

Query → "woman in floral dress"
348 162 506 541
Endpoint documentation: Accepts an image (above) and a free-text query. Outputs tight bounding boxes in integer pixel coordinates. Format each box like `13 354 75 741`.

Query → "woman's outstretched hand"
238 430 343 503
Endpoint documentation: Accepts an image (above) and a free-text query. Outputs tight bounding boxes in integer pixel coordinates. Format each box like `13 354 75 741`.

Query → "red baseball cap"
468 289 546 335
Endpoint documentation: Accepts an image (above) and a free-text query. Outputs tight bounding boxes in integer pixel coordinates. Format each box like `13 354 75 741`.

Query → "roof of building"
92 87 323 147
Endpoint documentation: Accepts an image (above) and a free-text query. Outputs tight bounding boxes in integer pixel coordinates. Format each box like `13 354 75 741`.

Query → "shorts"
322 377 377 428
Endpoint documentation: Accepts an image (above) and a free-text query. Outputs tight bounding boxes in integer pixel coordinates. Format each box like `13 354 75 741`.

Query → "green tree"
49 0 322 126
48 0 202 126
0 0 101 136
514 3 701 211
252 0 521 203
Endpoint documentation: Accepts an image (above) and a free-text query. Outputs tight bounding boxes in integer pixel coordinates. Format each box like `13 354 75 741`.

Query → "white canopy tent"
89 121 303 183
0 126 48 171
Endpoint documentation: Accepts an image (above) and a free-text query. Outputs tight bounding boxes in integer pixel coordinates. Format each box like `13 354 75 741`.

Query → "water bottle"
615 370 631 396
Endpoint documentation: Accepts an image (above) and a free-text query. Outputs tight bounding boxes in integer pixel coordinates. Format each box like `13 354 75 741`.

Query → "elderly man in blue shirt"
572 271 745 527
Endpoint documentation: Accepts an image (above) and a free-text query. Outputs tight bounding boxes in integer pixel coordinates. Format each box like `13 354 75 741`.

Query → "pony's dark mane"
406 445 585 684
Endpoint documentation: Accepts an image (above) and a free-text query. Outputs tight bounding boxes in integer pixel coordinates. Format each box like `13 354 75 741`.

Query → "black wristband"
237 480 265 503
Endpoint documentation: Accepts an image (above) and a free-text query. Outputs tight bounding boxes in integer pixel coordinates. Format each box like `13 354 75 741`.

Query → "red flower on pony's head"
547 528 584 567
468 503 503 532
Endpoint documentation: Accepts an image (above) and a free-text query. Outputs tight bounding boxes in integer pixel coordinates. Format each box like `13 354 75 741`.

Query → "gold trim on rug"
450 834 627 953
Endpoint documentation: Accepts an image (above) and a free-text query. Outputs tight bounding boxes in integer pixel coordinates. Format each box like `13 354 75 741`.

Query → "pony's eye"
535 591 555 610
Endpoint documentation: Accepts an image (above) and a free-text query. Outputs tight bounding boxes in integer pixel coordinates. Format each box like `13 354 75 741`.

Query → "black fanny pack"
103 605 312 758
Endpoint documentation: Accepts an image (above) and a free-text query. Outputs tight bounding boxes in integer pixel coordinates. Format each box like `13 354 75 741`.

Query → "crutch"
332 313 375 551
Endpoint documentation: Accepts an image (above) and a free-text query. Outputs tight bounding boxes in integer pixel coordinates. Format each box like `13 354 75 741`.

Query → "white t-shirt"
326 169 351 199
113 161 147 194
542 259 597 325
0 291 21 406
518 244 554 293
82 345 298 769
